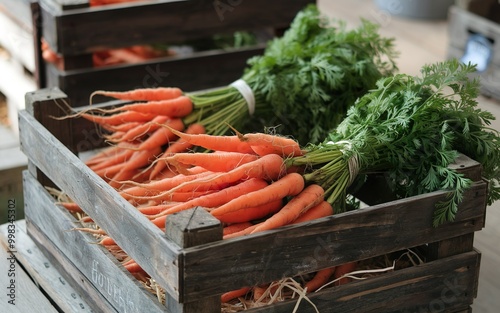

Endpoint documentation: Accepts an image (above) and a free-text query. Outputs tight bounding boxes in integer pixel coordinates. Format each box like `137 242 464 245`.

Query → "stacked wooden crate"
38 0 314 106
19 88 487 312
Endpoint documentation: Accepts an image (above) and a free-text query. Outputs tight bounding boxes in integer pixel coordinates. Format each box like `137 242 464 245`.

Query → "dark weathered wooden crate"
19 88 487 312
448 5 500 100
38 0 314 106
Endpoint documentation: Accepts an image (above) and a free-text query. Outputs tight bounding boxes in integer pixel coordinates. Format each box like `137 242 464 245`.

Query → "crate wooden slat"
19 88 488 312
246 251 480 313
39 0 311 55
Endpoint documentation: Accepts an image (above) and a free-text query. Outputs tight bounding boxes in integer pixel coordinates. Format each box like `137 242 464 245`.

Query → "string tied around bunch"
230 79 255 116
326 140 360 187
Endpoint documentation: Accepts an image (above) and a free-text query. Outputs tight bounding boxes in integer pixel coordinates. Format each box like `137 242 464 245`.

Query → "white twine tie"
327 140 360 187
230 79 255 115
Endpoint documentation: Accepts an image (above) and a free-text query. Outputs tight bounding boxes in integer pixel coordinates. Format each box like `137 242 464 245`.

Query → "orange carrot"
100 121 142 134
224 199 330 239
99 236 116 246
115 115 170 142
132 189 217 207
292 201 333 225
210 172 303 219
253 283 280 301
221 287 251 303
304 267 336 293
100 96 193 118
81 111 157 126
236 131 304 157
88 148 135 172
159 152 259 173
223 222 253 236
121 146 163 172
84 145 123 166
107 147 162 188
73 227 107 236
79 216 93 223
250 184 325 234
106 48 148 64
148 178 269 219
161 153 286 196
149 123 205 180
57 202 83 213
122 258 136 267
139 189 216 206
91 87 182 102
334 262 357 286
109 169 141 189
94 162 129 179
223 224 259 239
124 261 143 273
214 199 283 224
166 126 255 154
137 204 176 216
136 118 185 151
119 170 215 200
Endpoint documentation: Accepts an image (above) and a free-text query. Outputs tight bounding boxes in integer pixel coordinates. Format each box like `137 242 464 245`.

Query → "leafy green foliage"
242 4 398 145
187 5 397 143
292 59 500 226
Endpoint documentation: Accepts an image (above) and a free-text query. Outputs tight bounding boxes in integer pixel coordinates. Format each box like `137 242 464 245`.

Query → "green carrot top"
288 59 500 226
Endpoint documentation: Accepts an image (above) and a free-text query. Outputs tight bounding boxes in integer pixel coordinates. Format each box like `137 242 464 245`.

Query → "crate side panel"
23 171 167 312
181 182 487 300
245 251 480 313
18 108 181 300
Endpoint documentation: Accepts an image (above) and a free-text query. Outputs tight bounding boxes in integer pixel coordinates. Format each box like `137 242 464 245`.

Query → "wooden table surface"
318 1 500 312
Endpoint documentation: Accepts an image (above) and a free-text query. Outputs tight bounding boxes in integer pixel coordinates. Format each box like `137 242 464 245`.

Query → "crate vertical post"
427 154 485 263
39 0 94 86
165 207 223 312
165 207 222 313
23 88 75 189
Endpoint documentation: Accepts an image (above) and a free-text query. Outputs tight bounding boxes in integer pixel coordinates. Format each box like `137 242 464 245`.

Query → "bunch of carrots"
56 87 358 303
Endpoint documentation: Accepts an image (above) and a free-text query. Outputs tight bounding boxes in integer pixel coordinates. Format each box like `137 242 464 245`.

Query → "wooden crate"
38 0 314 106
447 5 500 100
19 88 487 312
